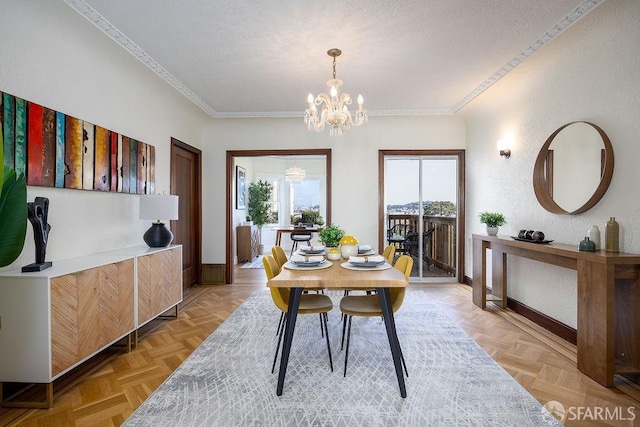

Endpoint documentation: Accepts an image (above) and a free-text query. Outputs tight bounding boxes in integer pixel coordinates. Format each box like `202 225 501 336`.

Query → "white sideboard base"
0 245 182 409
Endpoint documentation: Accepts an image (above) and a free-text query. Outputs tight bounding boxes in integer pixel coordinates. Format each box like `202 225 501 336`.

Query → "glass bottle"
588 225 601 250
605 217 619 253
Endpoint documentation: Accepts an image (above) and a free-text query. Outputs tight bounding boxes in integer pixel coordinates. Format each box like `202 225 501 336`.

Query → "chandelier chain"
332 56 337 80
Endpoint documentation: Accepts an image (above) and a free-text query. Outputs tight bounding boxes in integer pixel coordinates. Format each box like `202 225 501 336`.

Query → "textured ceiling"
63 0 604 118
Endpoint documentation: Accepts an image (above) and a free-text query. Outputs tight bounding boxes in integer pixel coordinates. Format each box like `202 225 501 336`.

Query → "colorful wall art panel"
0 90 155 194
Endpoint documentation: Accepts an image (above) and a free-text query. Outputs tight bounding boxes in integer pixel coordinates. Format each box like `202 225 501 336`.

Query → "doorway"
226 149 332 284
378 150 465 283
171 138 202 289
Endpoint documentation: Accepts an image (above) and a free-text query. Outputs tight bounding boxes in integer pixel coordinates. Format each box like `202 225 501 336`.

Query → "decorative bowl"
326 248 342 261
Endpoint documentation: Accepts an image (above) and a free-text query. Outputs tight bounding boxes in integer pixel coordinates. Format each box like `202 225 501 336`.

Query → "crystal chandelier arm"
314 93 332 106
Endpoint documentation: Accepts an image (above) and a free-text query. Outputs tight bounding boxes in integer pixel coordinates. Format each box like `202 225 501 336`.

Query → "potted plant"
0 130 28 267
479 211 506 236
301 209 319 225
244 215 252 226
247 180 273 254
318 223 345 248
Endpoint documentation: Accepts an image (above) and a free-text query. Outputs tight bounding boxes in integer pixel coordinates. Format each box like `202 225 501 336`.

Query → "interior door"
170 138 202 289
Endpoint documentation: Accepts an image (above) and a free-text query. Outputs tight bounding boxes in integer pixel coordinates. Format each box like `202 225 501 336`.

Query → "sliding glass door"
382 152 462 281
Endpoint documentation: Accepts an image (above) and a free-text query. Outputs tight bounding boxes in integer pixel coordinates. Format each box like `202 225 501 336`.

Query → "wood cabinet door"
51 273 81 377
138 248 183 325
98 259 135 345
50 260 135 377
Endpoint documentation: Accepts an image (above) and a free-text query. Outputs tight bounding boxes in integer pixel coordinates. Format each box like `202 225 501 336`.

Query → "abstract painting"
1 90 155 194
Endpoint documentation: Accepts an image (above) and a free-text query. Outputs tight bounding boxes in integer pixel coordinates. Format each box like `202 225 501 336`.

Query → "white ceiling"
63 0 604 118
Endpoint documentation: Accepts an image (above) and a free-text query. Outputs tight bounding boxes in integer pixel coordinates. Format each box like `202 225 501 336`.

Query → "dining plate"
349 260 386 268
357 250 376 256
283 261 333 270
340 262 391 271
292 260 323 267
299 248 325 255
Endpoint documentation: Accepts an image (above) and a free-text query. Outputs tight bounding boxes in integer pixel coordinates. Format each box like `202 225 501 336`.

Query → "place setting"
341 253 391 271
296 244 326 255
283 252 332 270
356 244 376 256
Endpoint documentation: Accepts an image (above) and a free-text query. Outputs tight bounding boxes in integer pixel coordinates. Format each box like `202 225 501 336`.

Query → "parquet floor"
1 268 638 426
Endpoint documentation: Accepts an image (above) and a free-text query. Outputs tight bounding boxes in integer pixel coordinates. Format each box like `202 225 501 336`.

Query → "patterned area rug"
123 289 560 426
240 255 265 268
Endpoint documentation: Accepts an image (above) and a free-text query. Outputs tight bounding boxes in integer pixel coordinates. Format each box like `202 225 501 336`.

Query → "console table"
472 234 640 388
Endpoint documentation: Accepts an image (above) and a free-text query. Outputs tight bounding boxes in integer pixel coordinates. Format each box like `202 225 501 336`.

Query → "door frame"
378 149 465 283
226 149 332 284
170 138 202 287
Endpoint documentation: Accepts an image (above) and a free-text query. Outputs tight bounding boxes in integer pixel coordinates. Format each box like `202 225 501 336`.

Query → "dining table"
272 225 324 246
267 257 409 398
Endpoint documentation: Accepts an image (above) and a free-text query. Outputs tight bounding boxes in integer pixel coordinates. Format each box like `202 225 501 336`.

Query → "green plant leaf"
317 223 345 247
0 123 4 196
0 166 28 267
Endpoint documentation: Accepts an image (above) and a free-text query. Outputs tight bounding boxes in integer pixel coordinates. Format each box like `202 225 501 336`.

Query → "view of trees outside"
290 179 321 223
385 158 457 216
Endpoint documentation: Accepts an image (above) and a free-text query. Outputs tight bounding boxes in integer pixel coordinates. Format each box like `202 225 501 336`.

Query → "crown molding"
214 109 454 118
63 0 219 118
452 0 605 112
64 0 604 119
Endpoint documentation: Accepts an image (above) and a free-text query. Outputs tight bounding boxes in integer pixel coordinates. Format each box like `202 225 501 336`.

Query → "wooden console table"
472 234 640 387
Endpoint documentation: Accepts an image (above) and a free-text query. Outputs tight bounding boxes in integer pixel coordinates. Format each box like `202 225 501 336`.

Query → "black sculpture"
22 197 53 272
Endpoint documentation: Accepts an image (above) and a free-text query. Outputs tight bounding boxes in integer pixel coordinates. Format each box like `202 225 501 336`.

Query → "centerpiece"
318 223 345 260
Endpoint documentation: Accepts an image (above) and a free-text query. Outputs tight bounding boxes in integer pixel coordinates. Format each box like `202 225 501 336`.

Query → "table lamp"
139 194 179 247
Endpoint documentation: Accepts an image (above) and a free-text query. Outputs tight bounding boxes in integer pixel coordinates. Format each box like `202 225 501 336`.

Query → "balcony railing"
386 214 457 275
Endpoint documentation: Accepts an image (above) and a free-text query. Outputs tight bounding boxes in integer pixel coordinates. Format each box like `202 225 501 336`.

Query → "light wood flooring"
1 268 638 426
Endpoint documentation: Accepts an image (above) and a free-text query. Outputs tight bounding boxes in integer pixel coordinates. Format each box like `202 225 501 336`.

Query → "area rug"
123 289 560 426
240 255 265 268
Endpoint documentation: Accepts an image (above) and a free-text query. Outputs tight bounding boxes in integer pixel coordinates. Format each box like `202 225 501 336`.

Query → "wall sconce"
497 139 511 158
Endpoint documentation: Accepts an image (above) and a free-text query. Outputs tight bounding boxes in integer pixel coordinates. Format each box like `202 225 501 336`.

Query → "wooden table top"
267 260 408 289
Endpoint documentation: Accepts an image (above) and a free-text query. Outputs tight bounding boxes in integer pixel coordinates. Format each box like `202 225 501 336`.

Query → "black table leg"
376 287 407 398
276 287 303 396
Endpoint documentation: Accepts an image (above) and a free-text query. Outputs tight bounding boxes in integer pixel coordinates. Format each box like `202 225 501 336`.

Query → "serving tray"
510 236 554 244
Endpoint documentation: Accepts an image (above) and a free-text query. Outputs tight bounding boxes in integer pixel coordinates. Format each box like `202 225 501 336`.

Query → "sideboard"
472 234 640 388
237 225 259 262
0 245 182 408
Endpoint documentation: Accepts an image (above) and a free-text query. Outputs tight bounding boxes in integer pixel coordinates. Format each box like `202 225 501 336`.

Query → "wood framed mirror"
533 121 614 215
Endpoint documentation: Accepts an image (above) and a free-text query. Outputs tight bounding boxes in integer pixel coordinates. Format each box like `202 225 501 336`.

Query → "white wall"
203 115 466 263
0 0 209 271
460 0 640 328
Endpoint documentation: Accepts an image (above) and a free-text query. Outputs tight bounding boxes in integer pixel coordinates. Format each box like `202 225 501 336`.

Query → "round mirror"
533 121 614 215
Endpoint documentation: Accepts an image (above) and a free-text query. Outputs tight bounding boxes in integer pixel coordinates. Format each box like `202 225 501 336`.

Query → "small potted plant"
479 211 506 236
244 215 252 226
318 223 345 260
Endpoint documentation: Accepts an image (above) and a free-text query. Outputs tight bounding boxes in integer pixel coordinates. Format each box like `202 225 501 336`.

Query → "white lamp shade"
139 195 179 221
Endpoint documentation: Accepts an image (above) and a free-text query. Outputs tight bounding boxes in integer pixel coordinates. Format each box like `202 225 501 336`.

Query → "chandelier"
304 48 368 136
284 164 306 183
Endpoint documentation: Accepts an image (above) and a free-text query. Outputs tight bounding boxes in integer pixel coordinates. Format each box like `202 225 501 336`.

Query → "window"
290 179 321 224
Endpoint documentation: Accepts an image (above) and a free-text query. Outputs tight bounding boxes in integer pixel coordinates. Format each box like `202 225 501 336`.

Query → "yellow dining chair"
263 255 334 373
339 254 413 377
273 245 324 294
271 245 288 268
382 245 396 264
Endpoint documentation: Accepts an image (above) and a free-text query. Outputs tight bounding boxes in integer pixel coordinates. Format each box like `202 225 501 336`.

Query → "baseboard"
462 275 577 344
201 264 226 285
